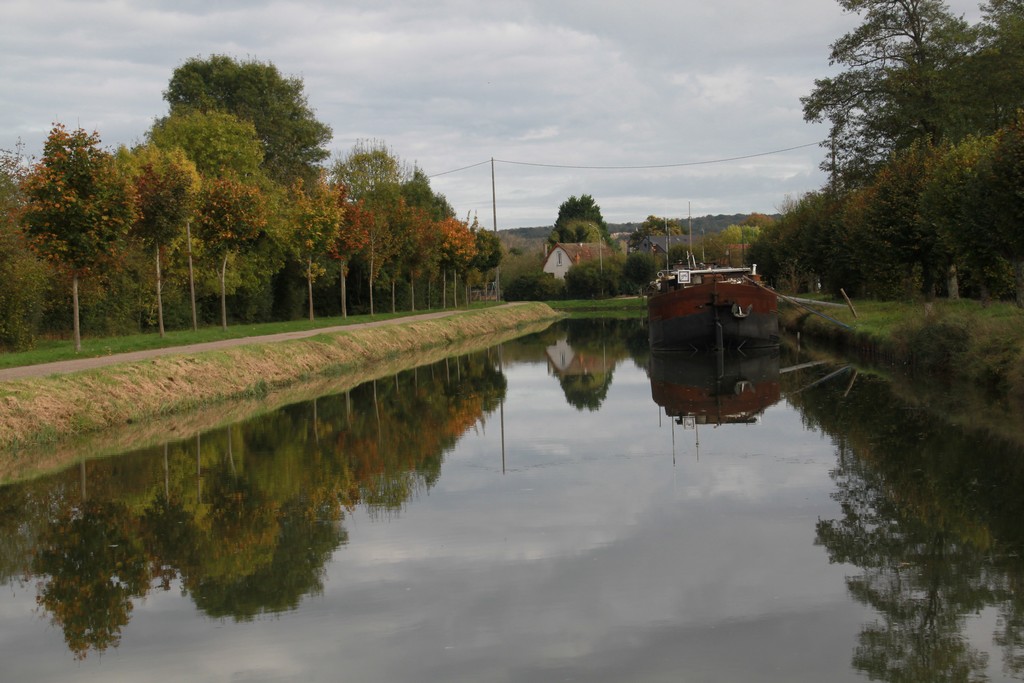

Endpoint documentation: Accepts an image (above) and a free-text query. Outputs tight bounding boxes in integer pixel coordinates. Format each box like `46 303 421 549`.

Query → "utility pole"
491 157 500 301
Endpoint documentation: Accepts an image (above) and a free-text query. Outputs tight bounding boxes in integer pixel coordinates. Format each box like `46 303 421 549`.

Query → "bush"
503 272 565 301
623 252 657 294
565 259 622 299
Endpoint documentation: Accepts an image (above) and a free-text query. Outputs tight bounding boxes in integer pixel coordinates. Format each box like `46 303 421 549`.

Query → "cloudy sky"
0 0 983 228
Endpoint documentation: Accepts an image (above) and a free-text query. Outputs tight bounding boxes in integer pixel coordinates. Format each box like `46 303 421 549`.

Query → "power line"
427 159 491 178
427 141 823 178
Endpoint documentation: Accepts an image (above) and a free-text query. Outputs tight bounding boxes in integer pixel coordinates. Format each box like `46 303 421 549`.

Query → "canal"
2 317 1023 682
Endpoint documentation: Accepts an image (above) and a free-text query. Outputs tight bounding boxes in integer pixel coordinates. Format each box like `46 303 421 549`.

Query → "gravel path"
0 308 477 382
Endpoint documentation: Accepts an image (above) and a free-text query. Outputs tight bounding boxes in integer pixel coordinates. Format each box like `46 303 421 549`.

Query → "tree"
149 109 264 180
328 185 367 318
470 224 503 298
194 177 268 329
164 55 332 186
565 256 623 299
0 145 49 350
623 251 658 293
401 167 455 221
965 0 1024 133
125 145 201 336
802 0 974 188
437 216 477 308
21 125 137 351
549 194 610 245
332 140 408 315
985 113 1024 307
627 214 684 252
289 176 344 322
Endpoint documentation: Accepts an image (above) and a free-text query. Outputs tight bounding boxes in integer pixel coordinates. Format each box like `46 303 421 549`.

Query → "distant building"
542 242 616 280
633 234 690 259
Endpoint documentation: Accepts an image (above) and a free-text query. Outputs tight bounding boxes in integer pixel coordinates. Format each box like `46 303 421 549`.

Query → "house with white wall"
542 243 614 280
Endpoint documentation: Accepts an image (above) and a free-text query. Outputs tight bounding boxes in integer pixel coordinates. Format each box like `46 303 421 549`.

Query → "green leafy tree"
565 256 623 299
125 145 201 336
164 55 332 186
985 113 1024 307
149 109 264 180
194 177 268 329
549 194 610 245
21 125 137 351
0 145 50 350
623 251 658 293
802 0 973 188
919 136 1004 300
965 0 1024 133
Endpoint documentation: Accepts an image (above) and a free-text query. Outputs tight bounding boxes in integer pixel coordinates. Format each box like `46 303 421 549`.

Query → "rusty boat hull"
648 275 779 352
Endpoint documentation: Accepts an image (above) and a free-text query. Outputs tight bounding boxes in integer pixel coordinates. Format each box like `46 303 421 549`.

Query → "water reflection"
792 370 1024 680
2 350 506 659
648 350 781 426
3 318 1024 681
543 317 648 411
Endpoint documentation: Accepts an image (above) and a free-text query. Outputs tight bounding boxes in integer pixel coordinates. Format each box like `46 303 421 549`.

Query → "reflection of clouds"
0 355 859 682
278 358 857 679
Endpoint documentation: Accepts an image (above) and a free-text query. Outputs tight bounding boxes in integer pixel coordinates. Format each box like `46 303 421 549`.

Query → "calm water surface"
2 318 1023 682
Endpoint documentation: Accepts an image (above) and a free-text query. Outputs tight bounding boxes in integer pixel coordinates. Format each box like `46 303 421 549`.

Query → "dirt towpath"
0 308 485 382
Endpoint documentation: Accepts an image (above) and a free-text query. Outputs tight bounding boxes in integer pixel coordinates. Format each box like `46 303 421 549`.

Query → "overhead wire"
426 141 824 178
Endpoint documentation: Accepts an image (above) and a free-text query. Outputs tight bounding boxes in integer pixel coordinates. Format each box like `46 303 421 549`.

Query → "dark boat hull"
648 280 779 352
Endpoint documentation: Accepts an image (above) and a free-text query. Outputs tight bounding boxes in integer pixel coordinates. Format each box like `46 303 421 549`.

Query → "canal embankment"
780 297 1024 397
0 302 561 476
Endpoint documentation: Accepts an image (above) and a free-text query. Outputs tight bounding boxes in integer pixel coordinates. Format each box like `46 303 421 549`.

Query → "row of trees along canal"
0 55 500 352
749 0 1024 307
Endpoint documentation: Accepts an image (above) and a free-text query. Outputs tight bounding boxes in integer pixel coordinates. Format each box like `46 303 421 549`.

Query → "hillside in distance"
501 213 773 247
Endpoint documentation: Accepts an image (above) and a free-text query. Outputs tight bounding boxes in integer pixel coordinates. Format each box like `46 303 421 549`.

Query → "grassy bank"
0 304 503 370
548 297 646 317
0 303 560 463
781 297 1024 396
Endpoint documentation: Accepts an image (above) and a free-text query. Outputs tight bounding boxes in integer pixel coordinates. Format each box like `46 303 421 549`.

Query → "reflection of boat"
647 265 779 352
648 350 781 425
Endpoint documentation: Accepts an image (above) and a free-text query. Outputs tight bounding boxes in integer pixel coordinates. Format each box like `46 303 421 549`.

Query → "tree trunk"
307 257 315 322
369 256 375 316
391 278 396 313
946 263 959 301
156 244 165 337
186 220 198 331
453 271 458 307
410 275 415 312
442 270 447 310
220 253 229 330
340 261 348 319
72 272 81 353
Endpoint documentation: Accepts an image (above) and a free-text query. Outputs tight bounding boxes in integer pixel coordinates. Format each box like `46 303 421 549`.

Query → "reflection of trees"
8 348 506 658
32 501 149 659
793 372 1024 680
545 318 645 411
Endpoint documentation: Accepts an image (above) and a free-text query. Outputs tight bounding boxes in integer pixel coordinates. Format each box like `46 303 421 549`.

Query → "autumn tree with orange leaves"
437 216 477 308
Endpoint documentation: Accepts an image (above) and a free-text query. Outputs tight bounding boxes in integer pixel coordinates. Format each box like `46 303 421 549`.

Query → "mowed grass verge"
0 303 560 456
